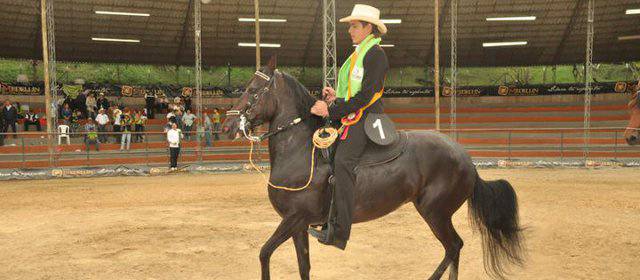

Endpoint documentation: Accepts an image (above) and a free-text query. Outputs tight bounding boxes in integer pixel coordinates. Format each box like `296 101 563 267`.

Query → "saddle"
322 130 408 171
356 130 408 170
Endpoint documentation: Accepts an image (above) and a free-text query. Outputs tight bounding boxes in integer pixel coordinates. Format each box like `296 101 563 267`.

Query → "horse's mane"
281 72 323 129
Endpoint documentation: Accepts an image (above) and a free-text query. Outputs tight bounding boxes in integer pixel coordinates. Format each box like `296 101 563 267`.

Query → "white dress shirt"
167 129 182 148
95 113 109 125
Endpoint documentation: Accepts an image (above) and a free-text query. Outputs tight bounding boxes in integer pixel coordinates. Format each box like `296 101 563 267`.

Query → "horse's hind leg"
414 200 464 280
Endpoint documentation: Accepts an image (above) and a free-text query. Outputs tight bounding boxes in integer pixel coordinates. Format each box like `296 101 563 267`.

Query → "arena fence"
0 127 638 180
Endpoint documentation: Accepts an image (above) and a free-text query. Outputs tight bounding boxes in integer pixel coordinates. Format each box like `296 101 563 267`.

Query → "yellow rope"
313 127 339 149
248 127 339 191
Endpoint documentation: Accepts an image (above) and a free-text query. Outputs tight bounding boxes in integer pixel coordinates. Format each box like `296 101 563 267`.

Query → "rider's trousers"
333 118 368 241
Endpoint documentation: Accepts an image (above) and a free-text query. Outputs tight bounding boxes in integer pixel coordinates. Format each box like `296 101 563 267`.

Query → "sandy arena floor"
0 169 639 280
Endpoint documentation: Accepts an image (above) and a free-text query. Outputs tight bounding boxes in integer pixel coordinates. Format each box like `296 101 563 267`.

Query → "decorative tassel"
340 126 350 140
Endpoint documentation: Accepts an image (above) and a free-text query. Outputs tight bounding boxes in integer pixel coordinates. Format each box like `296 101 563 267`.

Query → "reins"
238 70 339 191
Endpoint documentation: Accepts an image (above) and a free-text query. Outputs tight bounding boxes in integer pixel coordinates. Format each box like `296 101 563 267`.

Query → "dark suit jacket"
2 106 18 122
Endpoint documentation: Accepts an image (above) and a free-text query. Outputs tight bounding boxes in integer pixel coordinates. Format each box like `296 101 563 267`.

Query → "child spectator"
84 118 99 152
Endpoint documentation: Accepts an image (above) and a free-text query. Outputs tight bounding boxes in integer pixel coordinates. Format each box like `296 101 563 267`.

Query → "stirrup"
307 224 347 250
308 224 331 244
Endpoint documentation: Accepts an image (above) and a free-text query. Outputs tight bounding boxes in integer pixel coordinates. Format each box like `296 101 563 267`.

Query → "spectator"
23 109 41 132
112 107 122 143
213 107 221 141
163 121 173 133
62 95 73 112
84 118 99 152
115 96 125 110
182 109 197 141
175 109 183 129
203 112 213 147
86 93 97 119
2 100 18 138
166 109 176 120
133 110 147 143
170 96 184 113
20 103 31 118
173 96 182 107
16 102 24 119
167 122 183 171
61 103 72 125
183 94 192 112
158 96 169 114
120 113 132 151
38 114 47 131
145 92 156 119
75 91 87 118
70 110 82 135
97 93 110 111
95 108 110 143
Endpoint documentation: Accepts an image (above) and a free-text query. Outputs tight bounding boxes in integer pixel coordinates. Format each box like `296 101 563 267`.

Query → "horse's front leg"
292 230 311 280
260 215 306 280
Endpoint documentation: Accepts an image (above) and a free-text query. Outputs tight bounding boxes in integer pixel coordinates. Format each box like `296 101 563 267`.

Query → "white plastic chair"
57 124 70 145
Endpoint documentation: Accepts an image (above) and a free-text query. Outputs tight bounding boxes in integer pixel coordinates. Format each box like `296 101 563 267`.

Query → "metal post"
254 0 261 69
194 0 203 163
322 0 337 88
583 0 594 163
449 0 457 139
614 131 618 160
145 132 149 166
507 130 512 161
560 131 565 162
21 137 26 169
40 0 57 167
86 138 90 167
434 0 441 131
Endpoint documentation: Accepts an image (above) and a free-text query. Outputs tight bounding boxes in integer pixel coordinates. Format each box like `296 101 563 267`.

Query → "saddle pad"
356 131 408 169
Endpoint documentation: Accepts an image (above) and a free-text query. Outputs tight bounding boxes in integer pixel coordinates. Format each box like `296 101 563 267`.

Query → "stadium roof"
1 0 640 67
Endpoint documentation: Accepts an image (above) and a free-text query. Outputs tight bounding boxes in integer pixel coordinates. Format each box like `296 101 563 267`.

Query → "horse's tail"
468 172 525 279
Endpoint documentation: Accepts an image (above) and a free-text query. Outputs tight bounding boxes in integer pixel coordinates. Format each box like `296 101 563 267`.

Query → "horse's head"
222 56 280 140
624 90 640 145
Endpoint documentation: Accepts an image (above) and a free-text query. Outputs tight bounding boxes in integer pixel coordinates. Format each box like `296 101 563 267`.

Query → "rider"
309 4 389 249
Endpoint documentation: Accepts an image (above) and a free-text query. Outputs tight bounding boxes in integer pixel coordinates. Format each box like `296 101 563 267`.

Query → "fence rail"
0 127 638 170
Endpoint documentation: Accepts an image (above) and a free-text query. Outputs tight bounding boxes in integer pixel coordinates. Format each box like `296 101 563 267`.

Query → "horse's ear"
266 55 277 72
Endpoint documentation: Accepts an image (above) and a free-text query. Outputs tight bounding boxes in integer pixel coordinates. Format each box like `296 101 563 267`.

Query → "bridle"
226 69 303 142
226 69 339 192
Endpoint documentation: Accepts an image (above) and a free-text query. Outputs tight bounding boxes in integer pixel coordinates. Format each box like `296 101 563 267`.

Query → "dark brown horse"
222 58 525 280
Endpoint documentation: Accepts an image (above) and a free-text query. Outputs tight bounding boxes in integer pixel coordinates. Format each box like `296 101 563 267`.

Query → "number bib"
364 113 398 146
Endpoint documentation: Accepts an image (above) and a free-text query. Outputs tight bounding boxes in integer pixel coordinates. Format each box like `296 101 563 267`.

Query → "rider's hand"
310 101 329 118
322 87 336 103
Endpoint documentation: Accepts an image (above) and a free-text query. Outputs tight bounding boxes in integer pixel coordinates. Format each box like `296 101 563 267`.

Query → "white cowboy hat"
339 4 387 35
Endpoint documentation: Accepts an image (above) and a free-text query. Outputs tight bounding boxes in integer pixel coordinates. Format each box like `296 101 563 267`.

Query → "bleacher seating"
0 95 637 169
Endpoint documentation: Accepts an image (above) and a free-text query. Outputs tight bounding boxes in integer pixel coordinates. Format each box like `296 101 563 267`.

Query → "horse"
624 90 640 145
222 57 525 280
